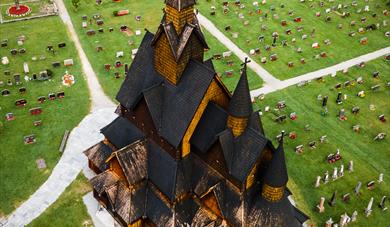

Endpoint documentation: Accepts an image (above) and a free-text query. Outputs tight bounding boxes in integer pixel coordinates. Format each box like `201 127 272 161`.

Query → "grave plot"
197 0 390 80
0 0 58 23
253 57 389 226
0 17 89 215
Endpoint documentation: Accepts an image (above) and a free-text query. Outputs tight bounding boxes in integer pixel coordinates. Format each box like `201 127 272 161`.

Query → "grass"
255 57 390 226
0 17 90 215
63 0 262 100
196 0 390 80
28 174 93 227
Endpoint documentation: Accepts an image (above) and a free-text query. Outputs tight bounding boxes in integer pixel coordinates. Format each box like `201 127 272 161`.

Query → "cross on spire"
241 57 251 69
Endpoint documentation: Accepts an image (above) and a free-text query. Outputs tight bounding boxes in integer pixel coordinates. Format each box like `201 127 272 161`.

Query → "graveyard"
197 0 390 79
0 16 89 215
0 0 389 226
255 57 389 226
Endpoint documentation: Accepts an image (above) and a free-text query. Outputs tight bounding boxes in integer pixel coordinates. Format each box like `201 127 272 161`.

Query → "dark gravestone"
328 191 337 206
58 43 66 48
57 91 65 98
52 62 61 68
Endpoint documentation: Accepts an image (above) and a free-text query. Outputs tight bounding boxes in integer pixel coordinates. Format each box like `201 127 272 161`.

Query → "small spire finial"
241 57 251 70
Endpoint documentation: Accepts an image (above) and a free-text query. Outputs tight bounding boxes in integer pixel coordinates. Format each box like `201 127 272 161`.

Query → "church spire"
261 131 288 202
227 58 253 137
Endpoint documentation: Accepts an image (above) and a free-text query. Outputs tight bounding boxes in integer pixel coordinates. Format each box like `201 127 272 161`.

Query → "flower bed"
7 5 32 17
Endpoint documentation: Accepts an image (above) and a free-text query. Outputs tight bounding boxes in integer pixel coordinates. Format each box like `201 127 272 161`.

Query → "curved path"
2 0 116 226
197 13 390 97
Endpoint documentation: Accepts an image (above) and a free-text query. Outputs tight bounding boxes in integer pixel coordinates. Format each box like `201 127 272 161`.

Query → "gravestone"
329 191 337 206
365 197 374 217
36 159 47 169
379 196 387 211
322 170 329 184
317 197 325 213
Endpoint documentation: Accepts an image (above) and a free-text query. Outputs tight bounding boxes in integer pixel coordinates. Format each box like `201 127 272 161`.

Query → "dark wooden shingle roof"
101 116 144 149
83 141 113 171
115 140 148 185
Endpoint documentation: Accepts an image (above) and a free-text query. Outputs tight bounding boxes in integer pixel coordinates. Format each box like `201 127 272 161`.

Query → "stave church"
84 0 309 226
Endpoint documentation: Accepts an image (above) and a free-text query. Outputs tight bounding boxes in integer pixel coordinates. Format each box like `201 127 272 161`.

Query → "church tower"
152 0 208 85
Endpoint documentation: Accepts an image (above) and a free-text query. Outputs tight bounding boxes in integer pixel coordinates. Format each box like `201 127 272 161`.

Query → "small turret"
227 58 253 137
261 131 288 202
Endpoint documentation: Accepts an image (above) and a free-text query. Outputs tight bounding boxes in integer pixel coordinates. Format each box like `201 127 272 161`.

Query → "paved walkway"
250 46 390 97
55 0 114 110
2 1 116 226
197 13 281 87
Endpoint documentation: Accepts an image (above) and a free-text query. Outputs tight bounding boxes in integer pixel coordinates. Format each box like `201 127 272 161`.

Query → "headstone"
339 165 344 177
64 59 74 66
367 181 375 190
315 176 321 188
323 171 329 184
328 191 337 206
30 107 42 115
317 197 325 213
339 213 350 227
348 160 354 172
339 109 346 121
6 112 15 121
319 96 328 108
336 92 343 104
342 193 351 203
332 167 338 180
326 218 334 227
379 196 387 211
24 135 36 144
378 173 384 183
355 181 362 195
365 197 374 217
36 159 46 169
351 211 358 222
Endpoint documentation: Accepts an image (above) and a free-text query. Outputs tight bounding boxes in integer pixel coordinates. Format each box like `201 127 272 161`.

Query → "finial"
241 57 251 70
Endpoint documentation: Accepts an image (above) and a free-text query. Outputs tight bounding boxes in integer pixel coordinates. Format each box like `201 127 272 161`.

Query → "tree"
71 0 81 9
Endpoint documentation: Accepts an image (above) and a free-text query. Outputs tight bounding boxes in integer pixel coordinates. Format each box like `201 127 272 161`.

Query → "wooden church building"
84 0 309 226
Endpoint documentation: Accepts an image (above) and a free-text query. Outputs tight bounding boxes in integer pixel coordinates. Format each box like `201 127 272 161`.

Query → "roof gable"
152 22 208 62
115 140 148 185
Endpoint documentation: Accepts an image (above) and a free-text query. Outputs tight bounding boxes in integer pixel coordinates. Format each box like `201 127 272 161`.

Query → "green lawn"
28 174 93 227
255 58 390 226
0 17 90 215
196 0 390 80
63 0 262 100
